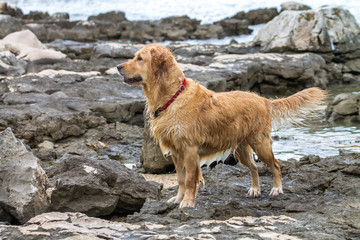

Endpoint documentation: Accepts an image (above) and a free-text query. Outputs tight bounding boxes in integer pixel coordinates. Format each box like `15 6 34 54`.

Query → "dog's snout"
117 64 123 72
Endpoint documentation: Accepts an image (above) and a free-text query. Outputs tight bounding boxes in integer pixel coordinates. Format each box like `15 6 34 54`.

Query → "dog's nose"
117 64 123 72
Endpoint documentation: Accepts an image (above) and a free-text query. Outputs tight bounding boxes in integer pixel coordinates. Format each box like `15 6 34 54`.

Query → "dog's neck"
143 67 185 115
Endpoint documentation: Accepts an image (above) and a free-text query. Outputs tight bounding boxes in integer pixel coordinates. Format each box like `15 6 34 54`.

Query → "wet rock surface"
126 153 360 239
0 153 359 239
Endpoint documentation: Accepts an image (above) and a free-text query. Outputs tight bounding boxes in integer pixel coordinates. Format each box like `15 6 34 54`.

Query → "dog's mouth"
123 76 143 84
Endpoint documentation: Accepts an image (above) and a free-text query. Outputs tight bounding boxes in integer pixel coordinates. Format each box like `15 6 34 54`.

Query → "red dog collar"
153 78 187 118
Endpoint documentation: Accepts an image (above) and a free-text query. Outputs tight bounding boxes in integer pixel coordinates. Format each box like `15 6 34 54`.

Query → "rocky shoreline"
1 1 360 239
0 150 359 239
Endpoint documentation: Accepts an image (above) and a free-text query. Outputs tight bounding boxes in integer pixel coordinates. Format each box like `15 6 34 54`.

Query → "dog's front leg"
167 153 185 204
179 146 200 209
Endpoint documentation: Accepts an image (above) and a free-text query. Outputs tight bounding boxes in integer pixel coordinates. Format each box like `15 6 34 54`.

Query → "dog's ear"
150 47 170 75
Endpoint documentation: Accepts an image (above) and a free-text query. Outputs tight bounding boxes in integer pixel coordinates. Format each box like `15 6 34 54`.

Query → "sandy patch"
141 173 177 189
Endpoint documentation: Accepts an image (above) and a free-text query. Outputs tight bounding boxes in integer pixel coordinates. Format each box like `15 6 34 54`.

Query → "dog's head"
117 44 174 86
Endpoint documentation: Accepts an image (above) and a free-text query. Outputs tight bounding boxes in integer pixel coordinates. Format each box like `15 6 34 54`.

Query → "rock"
0 51 27 76
22 11 49 20
215 18 252 36
281 1 311 11
0 71 145 146
38 140 54 149
0 128 50 224
210 52 327 94
46 40 96 60
0 2 23 18
0 153 359 239
49 12 69 21
326 93 360 122
254 7 360 54
232 8 279 25
141 118 174 174
88 11 126 22
0 15 22 38
193 24 224 39
48 154 161 216
93 43 144 59
0 30 67 64
343 58 360 74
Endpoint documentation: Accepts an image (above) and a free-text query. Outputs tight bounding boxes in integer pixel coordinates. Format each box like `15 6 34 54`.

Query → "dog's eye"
137 56 143 61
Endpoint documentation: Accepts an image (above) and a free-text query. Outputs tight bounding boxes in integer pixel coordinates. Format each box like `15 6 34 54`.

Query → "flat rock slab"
0 70 145 146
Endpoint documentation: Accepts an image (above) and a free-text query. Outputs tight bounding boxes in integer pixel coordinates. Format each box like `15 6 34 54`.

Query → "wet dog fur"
118 44 327 209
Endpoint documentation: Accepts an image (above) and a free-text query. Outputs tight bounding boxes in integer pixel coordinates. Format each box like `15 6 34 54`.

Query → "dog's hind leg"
167 153 186 204
235 144 261 197
179 146 200 209
249 133 283 196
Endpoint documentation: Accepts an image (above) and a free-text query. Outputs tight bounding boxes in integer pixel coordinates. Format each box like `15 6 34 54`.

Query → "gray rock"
215 18 252 36
210 52 327 94
193 24 224 40
281 1 311 11
48 154 161 216
0 128 50 224
254 7 360 54
0 14 22 38
49 12 69 21
88 11 126 22
0 51 27 76
141 117 174 174
326 93 360 122
0 70 145 146
22 11 49 20
231 8 279 25
93 43 144 59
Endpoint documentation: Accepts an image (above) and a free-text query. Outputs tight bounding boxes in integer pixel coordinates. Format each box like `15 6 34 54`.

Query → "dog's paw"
167 196 182 204
248 187 261 197
269 187 283 197
179 198 195 209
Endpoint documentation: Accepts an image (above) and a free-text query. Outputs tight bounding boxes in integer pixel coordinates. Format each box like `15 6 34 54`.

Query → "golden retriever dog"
117 44 327 209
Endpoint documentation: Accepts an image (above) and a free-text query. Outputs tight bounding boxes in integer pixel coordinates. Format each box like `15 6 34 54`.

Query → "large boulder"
0 51 27 76
47 154 161 216
253 7 360 54
326 93 360 122
0 128 50 224
0 14 22 38
0 30 66 64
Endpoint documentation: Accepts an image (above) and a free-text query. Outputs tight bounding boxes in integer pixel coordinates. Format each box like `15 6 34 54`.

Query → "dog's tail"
270 87 328 128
